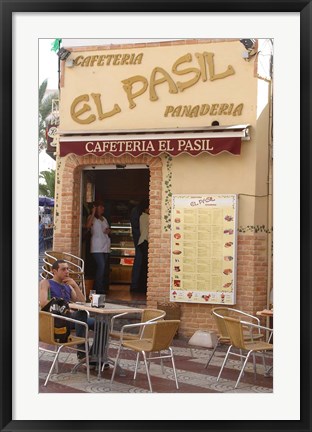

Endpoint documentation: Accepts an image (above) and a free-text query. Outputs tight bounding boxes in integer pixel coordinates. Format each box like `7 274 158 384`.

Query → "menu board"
170 194 237 305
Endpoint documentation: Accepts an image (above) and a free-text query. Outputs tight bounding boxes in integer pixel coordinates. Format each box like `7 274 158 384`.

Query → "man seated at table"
39 259 94 362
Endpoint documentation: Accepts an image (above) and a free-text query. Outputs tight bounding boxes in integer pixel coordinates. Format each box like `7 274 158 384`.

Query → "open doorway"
81 165 150 302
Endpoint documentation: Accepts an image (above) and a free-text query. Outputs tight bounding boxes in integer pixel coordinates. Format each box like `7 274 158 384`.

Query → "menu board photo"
170 194 237 305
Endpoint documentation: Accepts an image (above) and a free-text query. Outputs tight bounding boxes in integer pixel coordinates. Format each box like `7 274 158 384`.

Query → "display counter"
110 223 134 284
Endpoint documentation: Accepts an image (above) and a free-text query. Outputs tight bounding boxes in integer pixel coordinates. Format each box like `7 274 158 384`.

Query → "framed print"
1 1 311 431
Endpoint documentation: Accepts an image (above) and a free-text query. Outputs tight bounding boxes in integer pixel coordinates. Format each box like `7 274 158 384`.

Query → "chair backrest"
45 251 64 263
140 309 166 338
211 307 231 338
39 311 55 345
45 251 84 271
41 260 53 279
223 316 246 350
149 320 180 351
141 308 166 322
211 307 261 338
40 268 52 280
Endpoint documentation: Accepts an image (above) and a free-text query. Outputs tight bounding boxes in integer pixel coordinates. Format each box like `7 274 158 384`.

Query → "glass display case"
110 223 135 284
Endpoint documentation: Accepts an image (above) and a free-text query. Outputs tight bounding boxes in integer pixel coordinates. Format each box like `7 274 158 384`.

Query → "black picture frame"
1 1 311 431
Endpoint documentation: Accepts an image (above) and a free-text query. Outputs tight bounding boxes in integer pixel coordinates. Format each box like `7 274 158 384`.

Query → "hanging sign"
60 136 241 157
46 123 58 150
170 194 238 305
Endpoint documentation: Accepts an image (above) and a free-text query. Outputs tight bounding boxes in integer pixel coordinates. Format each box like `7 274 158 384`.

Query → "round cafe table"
69 301 143 380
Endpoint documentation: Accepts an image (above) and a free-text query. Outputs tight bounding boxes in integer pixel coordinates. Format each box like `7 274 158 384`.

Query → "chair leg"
134 352 140 379
110 344 122 386
252 352 257 379
54 346 59 374
216 346 232 382
148 352 152 370
85 340 90 382
262 351 267 371
142 351 153 392
44 346 62 386
205 340 219 368
239 349 243 365
169 347 179 389
235 351 252 389
158 351 165 374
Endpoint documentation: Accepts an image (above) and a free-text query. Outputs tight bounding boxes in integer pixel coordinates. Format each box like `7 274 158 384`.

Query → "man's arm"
39 279 50 308
63 277 86 302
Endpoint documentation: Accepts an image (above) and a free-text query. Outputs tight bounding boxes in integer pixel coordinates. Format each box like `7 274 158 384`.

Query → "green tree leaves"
39 169 55 198
39 79 58 152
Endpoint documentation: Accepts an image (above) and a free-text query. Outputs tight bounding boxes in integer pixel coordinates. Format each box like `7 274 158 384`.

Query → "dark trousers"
92 252 110 294
70 310 95 354
137 240 148 293
130 245 143 292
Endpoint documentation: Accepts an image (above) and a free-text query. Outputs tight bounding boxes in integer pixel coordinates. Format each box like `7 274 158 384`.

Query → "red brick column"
235 233 268 314
54 155 82 254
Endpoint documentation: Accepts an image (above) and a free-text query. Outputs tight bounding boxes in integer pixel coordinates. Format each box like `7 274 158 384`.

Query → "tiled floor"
39 337 273 394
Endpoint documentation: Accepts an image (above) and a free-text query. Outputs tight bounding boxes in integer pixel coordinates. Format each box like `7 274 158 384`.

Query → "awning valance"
59 125 250 158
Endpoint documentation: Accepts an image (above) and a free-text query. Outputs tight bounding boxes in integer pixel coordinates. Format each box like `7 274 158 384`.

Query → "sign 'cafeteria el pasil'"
60 136 241 157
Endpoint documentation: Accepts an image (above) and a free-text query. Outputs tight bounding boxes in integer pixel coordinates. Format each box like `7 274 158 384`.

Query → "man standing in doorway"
137 200 149 293
130 199 148 293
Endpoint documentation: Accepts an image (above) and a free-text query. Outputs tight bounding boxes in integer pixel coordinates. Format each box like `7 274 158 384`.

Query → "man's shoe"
77 352 86 361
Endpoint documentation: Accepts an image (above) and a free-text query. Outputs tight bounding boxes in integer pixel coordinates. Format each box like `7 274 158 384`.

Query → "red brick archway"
53 153 167 307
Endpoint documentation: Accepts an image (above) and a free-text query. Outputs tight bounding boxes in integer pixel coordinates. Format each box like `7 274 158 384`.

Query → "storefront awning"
59 125 250 158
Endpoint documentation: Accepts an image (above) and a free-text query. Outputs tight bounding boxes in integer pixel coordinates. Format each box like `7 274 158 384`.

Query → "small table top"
256 309 273 317
69 301 143 315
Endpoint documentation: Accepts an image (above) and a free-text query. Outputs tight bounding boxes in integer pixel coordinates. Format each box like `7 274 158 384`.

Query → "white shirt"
138 212 149 246
90 217 111 253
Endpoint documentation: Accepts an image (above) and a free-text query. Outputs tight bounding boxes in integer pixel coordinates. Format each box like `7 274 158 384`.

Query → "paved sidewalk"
39 338 273 393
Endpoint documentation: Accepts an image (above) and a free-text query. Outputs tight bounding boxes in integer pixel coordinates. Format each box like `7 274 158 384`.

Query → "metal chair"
216 316 273 388
43 251 86 296
107 308 166 373
205 307 264 368
40 259 53 280
39 310 90 386
110 320 180 392
109 308 166 344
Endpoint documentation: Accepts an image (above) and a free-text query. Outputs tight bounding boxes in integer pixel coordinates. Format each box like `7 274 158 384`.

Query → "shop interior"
81 165 150 302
